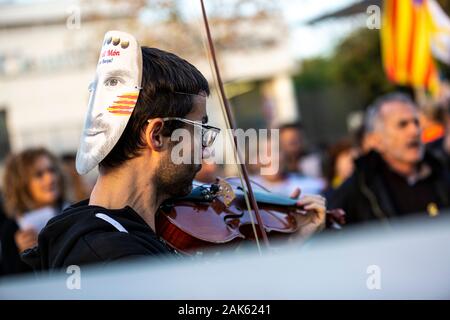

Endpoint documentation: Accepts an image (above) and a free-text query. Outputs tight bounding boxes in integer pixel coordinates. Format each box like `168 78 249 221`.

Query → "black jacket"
0 219 33 275
22 200 174 272
329 150 450 225
427 137 450 170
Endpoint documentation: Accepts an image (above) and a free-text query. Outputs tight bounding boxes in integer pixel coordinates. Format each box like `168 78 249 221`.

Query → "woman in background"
322 139 356 202
0 147 66 275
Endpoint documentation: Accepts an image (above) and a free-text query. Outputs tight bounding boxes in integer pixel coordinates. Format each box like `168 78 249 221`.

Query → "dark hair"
100 47 210 169
61 152 76 162
324 138 353 184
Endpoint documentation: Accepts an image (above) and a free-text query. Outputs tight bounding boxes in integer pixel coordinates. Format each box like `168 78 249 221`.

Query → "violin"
156 177 345 255
158 0 345 256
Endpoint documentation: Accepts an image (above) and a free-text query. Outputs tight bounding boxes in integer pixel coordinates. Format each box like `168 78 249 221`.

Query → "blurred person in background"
419 102 445 144
279 122 323 178
356 107 384 155
60 153 92 203
251 132 325 196
322 138 356 202
427 97 450 170
329 93 450 225
0 147 67 275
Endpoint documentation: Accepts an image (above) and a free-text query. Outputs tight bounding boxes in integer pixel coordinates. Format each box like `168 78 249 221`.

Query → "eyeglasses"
149 117 221 148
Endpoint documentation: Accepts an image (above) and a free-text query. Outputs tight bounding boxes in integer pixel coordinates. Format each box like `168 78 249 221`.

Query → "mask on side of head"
76 31 143 174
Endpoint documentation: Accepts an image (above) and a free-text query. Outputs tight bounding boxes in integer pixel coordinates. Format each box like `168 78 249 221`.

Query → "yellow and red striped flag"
381 0 440 94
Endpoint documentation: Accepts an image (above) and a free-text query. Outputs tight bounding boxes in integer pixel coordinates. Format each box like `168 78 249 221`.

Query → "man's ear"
145 118 165 151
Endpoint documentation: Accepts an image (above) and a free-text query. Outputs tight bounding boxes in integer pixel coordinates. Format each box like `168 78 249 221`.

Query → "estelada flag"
381 0 440 94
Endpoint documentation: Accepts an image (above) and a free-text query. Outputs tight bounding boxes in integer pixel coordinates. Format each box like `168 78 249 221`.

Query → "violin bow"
199 0 270 251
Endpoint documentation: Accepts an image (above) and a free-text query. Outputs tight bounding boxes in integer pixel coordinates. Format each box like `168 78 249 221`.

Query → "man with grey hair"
330 92 450 224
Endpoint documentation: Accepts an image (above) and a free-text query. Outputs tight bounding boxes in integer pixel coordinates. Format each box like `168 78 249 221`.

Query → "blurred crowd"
1 91 450 276
196 91 450 224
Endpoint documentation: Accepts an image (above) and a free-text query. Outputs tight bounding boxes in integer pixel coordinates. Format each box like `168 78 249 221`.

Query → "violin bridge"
216 178 236 207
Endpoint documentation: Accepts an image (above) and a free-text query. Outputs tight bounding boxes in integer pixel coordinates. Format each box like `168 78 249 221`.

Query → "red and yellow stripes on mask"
381 0 440 94
107 92 139 115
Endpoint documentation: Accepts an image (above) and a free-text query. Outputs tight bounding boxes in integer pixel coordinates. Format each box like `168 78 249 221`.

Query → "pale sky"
0 0 365 59
279 0 365 59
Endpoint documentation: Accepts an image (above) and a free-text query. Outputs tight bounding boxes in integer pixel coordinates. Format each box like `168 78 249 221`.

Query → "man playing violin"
22 32 326 271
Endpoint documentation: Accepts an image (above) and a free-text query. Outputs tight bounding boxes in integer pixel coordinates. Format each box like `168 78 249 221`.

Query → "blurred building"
0 0 298 169
0 0 141 161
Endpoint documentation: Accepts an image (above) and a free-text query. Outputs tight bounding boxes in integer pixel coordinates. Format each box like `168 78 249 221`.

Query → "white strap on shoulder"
95 213 129 233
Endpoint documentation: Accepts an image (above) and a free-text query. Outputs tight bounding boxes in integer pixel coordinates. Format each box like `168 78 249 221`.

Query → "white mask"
76 31 143 174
